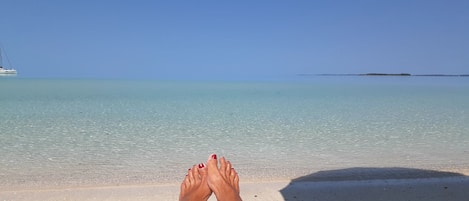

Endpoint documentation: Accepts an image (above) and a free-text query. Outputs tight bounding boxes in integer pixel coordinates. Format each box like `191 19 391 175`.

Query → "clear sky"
1 0 468 80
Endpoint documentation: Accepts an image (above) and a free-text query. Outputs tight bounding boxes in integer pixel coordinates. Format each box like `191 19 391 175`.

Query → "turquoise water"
1 77 469 189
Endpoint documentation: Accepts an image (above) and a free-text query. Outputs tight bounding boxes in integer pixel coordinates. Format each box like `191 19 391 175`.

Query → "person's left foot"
179 163 212 201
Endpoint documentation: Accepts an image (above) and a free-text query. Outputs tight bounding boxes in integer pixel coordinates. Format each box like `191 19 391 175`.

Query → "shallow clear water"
1 77 469 188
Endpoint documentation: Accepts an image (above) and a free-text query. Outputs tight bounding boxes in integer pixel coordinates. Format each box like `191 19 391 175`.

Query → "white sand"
0 181 286 201
2 177 469 201
2 168 469 201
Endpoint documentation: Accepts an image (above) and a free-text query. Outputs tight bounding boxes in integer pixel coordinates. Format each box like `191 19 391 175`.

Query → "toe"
234 174 240 193
188 165 197 184
193 165 201 183
219 157 227 176
207 154 218 172
225 161 232 176
198 163 207 177
180 176 188 190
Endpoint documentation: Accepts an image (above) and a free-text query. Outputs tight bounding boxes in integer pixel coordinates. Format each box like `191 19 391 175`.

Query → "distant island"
361 73 411 76
298 73 469 77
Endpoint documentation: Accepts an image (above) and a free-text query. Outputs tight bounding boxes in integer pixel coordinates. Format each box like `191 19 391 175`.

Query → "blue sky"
1 0 468 79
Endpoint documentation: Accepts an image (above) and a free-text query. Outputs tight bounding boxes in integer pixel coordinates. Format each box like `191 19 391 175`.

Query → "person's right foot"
206 154 242 201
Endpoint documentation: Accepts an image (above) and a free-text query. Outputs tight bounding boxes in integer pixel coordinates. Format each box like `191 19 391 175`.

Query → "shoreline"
2 167 468 201
0 165 469 193
2 165 468 191
2 165 468 188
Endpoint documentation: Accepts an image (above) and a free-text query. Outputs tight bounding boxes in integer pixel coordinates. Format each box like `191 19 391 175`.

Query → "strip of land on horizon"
298 73 469 77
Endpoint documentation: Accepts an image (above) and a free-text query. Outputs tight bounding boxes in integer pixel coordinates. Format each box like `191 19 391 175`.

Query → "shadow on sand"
280 167 469 201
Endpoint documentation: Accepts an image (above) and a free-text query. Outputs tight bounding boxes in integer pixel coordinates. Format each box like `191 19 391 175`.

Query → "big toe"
207 154 218 170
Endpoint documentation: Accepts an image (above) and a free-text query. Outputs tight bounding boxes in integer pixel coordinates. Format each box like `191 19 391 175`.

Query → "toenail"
211 154 217 159
198 163 205 168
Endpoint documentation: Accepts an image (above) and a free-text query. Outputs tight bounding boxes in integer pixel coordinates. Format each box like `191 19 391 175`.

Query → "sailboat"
0 48 17 75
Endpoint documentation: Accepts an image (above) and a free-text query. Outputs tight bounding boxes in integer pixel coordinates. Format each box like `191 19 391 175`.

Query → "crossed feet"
179 154 242 201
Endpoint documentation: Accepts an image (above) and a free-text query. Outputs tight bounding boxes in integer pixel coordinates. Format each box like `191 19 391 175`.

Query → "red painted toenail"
198 163 205 168
211 154 217 159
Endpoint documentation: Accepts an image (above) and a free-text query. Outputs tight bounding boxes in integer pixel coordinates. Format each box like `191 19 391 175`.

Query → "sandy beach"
2 168 468 201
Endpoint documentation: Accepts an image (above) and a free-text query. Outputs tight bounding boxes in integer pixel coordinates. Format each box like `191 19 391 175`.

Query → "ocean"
1 77 468 189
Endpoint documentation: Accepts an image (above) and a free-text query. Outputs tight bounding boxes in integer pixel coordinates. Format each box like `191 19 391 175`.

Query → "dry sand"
2 168 469 201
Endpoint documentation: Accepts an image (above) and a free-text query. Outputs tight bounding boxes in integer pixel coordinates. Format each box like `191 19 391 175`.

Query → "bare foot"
179 163 212 201
206 154 242 201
